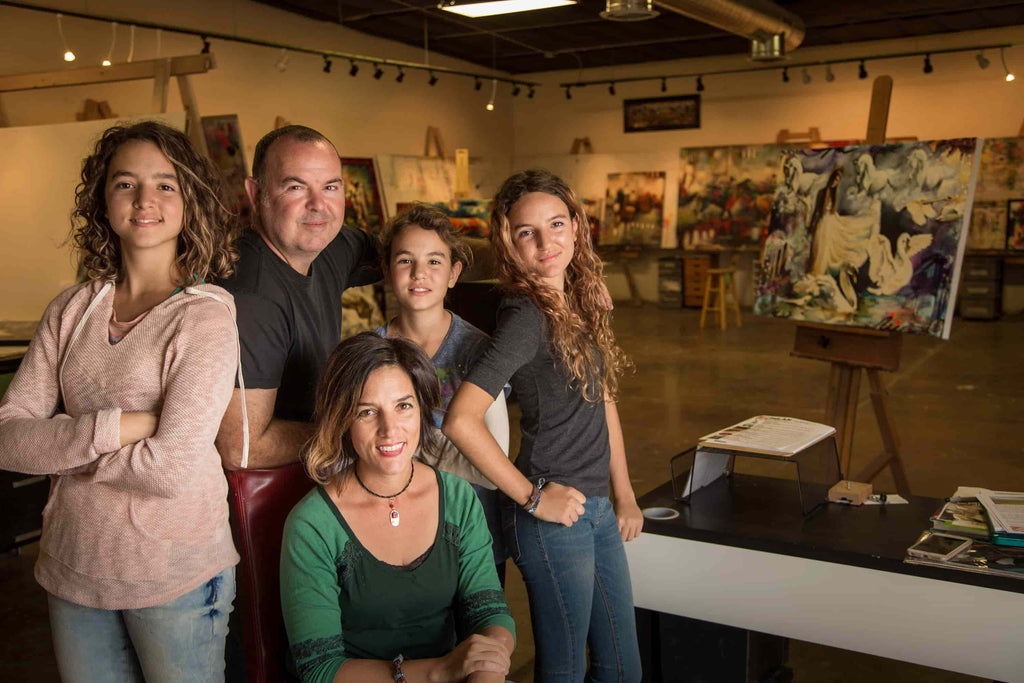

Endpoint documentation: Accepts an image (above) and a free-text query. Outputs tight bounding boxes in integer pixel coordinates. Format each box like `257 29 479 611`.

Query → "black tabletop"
638 473 1024 594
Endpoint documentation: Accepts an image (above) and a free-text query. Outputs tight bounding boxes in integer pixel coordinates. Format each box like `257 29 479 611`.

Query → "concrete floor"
2 306 1022 681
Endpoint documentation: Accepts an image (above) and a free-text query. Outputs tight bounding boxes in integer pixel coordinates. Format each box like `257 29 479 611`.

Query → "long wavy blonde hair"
490 169 630 401
71 121 238 285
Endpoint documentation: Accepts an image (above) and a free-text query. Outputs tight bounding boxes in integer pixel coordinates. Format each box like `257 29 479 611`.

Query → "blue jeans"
48 567 235 683
506 496 642 683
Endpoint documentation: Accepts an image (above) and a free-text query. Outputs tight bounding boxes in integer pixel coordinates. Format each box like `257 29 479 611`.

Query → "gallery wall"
511 28 1024 302
0 0 515 319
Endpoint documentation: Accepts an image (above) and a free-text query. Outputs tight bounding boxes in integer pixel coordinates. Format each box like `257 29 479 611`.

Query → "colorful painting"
340 158 386 235
395 199 491 239
754 139 980 339
602 172 666 247
200 115 250 224
677 144 787 249
968 202 1008 250
1008 200 1024 251
974 137 1024 202
581 197 604 245
623 95 700 133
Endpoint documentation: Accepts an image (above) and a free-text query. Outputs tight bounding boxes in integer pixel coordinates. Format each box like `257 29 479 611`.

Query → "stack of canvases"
754 139 979 340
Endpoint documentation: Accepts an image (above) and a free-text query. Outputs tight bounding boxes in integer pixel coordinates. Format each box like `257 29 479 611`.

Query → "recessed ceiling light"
439 0 576 19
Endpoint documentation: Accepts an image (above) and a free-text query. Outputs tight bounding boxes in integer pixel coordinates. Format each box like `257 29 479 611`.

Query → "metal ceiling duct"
601 0 660 21
648 0 805 60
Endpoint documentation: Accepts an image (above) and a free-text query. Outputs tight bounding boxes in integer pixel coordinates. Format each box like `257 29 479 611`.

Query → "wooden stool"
699 267 742 330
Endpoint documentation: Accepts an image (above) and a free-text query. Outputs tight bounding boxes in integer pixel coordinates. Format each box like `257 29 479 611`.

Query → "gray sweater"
465 296 610 498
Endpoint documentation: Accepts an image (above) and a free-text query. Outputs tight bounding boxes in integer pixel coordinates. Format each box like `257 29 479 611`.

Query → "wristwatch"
524 478 546 515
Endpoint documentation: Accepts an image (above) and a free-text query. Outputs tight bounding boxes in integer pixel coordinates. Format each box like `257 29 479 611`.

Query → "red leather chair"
227 463 315 683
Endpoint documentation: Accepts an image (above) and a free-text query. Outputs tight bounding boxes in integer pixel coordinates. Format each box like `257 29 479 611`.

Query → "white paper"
682 448 731 497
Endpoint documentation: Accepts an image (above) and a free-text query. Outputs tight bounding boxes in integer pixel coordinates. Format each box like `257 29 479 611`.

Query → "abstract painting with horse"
755 139 980 339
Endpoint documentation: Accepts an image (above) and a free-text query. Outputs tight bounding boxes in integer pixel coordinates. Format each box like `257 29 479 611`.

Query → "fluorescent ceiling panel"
440 0 576 18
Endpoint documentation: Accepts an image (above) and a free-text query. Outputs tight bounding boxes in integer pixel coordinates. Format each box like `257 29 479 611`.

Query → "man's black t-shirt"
220 227 380 422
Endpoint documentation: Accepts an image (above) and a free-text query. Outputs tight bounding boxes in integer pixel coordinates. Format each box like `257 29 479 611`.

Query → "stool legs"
699 272 713 329
728 273 742 328
700 270 741 331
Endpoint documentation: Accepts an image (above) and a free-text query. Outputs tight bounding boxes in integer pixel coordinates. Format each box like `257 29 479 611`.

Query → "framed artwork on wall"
623 94 700 133
1007 200 1024 251
340 157 386 235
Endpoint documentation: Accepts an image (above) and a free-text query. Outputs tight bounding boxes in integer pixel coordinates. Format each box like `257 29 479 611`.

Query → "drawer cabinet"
959 255 1002 320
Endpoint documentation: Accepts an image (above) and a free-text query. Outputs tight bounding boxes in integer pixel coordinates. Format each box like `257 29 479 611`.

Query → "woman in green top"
280 332 515 683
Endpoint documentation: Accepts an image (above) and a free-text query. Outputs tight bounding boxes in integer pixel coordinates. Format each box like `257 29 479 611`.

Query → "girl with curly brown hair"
444 169 642 681
0 120 243 682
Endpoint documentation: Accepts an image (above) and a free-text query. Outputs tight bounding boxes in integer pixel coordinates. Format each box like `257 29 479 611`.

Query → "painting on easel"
755 138 980 339
602 171 665 247
340 157 386 235
677 144 786 249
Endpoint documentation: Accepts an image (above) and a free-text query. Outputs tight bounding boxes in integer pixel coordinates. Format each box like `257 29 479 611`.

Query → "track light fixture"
349 60 359 76
323 56 332 74
781 67 789 83
696 75 704 92
396 67 405 83
429 71 439 86
801 67 811 84
512 83 521 96
565 86 572 100
474 77 482 91
825 64 835 82
858 60 868 79
608 82 616 96
976 51 990 69
373 63 384 79
486 78 497 111
1001 47 1015 82
102 22 116 66
200 35 211 54
528 86 535 99
660 77 667 93
56 13 75 62
923 54 933 74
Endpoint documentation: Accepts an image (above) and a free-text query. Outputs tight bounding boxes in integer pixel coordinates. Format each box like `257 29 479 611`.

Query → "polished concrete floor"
2 306 1022 681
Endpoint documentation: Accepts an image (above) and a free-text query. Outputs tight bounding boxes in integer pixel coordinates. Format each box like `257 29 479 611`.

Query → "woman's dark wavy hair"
490 169 631 401
305 332 442 486
71 121 239 285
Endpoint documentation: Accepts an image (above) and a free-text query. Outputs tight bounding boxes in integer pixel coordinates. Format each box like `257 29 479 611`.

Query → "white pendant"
390 508 400 527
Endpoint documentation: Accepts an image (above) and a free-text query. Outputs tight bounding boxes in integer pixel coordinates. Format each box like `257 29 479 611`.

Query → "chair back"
227 463 314 683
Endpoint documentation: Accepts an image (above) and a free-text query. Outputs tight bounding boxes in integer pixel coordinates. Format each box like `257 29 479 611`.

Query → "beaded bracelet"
392 653 408 682
524 478 546 515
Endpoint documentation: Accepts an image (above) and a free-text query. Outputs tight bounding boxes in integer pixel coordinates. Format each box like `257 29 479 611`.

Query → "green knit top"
280 467 515 683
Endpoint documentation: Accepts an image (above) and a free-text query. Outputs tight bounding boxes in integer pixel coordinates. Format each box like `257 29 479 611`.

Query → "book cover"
698 415 836 457
930 500 990 539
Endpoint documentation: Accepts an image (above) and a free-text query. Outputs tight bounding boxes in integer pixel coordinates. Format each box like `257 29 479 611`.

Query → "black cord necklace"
353 460 415 528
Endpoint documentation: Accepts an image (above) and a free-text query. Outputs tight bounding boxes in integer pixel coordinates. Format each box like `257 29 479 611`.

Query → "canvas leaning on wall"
755 139 981 339
602 172 666 247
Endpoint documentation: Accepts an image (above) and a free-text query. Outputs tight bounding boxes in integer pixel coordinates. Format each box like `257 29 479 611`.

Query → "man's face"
247 139 345 271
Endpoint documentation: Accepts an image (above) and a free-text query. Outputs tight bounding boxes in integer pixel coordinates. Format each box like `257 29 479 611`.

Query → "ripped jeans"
48 567 236 683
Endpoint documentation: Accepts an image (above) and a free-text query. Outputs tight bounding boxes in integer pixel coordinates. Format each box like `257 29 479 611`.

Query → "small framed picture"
1007 199 1024 251
623 94 700 133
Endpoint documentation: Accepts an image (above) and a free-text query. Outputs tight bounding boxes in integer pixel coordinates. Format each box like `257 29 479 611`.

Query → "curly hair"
490 169 631 401
379 203 473 272
305 332 443 486
71 121 238 285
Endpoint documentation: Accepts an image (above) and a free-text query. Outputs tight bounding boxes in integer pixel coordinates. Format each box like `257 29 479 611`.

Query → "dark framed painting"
340 157 386 235
1007 199 1024 251
623 94 700 133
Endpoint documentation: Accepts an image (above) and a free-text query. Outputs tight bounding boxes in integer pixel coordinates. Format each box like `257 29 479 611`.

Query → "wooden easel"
0 54 216 156
791 75 911 496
